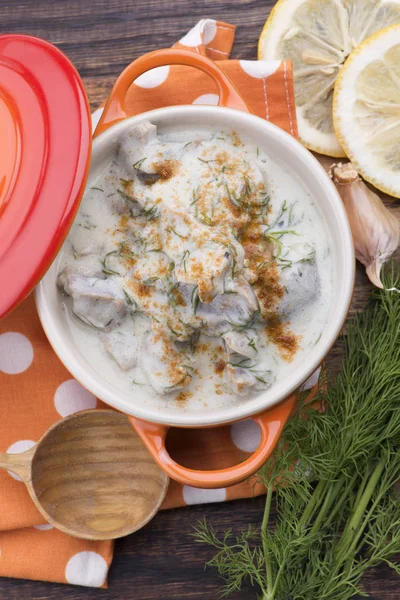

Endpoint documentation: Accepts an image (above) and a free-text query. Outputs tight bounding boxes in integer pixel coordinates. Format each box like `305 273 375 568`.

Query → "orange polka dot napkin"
0 19 299 588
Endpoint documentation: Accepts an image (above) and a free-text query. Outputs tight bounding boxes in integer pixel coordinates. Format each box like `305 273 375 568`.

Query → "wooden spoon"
0 410 169 540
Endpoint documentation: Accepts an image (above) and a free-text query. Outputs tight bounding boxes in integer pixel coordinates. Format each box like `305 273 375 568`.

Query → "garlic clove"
329 162 400 290
366 260 384 290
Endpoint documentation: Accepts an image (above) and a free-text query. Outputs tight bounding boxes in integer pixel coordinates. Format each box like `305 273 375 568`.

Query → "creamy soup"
57 121 332 409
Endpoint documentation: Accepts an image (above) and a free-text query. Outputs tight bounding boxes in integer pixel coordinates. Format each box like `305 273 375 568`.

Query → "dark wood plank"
0 0 399 598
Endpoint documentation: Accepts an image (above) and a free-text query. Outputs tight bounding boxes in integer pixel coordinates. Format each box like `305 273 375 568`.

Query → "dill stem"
343 461 391 569
323 472 358 529
335 457 386 567
352 464 372 511
261 485 274 599
310 476 344 535
298 478 327 529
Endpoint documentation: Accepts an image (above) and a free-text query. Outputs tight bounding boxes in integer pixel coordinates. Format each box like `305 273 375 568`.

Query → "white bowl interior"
36 106 354 427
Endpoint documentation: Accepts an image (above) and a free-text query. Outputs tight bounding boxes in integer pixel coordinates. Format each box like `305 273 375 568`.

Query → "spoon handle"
0 447 35 482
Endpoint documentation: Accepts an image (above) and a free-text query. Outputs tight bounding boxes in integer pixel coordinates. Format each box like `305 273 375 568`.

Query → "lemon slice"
258 0 400 157
333 24 400 197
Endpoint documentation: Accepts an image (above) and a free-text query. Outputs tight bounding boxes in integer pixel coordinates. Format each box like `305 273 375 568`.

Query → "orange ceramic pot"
37 49 355 489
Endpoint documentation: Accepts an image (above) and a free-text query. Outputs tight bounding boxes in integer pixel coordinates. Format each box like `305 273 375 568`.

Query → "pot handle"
94 48 249 137
128 394 296 489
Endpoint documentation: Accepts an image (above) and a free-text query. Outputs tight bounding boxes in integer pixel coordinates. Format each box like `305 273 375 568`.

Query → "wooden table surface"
1 0 399 598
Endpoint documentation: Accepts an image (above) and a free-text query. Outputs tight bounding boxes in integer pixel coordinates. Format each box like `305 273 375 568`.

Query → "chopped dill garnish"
299 246 316 264
247 338 258 352
178 250 190 273
142 276 159 285
199 211 215 227
225 183 233 202
72 311 102 330
132 157 147 169
101 248 124 276
169 226 186 239
120 178 133 188
117 189 136 217
132 379 144 386
191 286 200 314
190 188 200 205
166 320 180 337
78 223 96 230
313 332 322 346
198 157 217 165
225 320 251 333
265 228 298 240
167 282 179 307
279 257 293 270
263 233 284 260
288 201 297 225
102 267 120 276
258 193 271 208
257 257 275 271
266 200 288 230
91 186 104 192
119 242 136 259
254 373 269 384
122 289 137 309
139 203 159 220
226 357 253 368
231 255 236 279
243 174 253 196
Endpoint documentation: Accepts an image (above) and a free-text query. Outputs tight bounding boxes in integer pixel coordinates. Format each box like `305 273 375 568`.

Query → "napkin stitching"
0 17 299 588
283 61 295 136
207 47 229 55
263 76 269 121
216 24 236 32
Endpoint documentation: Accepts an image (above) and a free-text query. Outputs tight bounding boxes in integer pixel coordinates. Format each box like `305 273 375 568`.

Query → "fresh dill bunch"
194 262 400 600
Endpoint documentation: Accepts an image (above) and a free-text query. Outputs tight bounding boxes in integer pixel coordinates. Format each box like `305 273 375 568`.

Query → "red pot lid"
0 34 91 319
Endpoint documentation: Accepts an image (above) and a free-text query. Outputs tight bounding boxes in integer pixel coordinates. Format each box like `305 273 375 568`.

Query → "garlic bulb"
330 162 400 289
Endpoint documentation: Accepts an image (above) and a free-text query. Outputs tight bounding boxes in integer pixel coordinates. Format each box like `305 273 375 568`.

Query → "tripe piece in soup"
57 121 332 408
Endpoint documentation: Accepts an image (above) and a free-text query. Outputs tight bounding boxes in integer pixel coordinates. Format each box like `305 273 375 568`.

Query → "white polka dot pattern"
91 107 104 133
135 66 170 89
179 19 217 47
0 18 302 589
6 440 36 481
192 93 219 105
231 419 261 452
183 485 226 505
202 19 218 44
0 332 34 374
240 60 281 79
65 551 108 587
301 367 321 390
54 379 97 417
